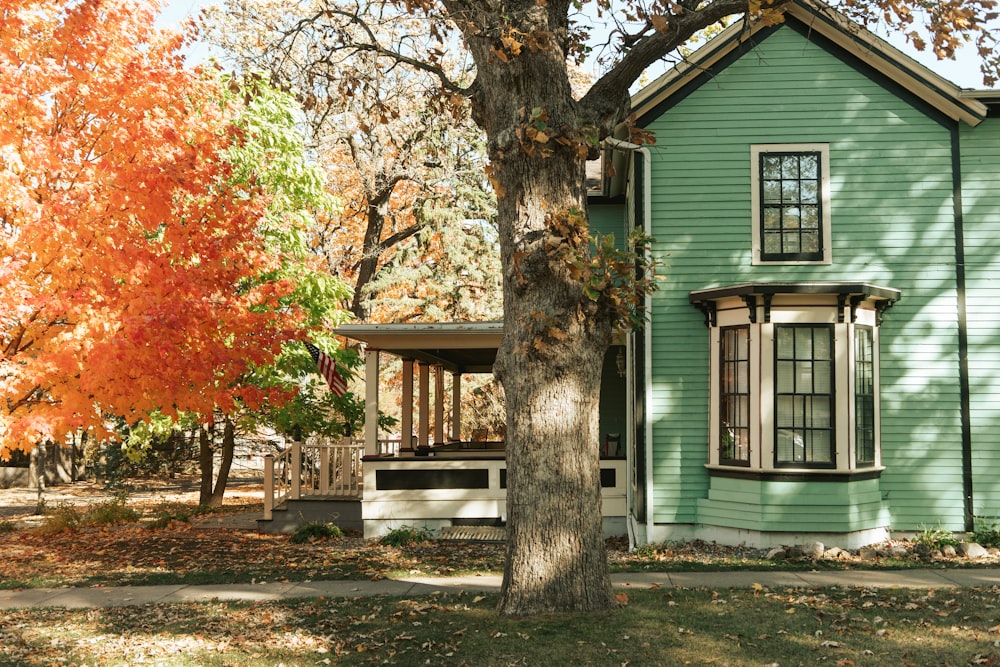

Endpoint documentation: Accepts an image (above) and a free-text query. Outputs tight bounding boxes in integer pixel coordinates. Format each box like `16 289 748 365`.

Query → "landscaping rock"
941 544 958 558
858 546 882 560
802 541 825 560
958 542 989 559
765 547 787 561
912 543 936 559
888 546 909 559
823 546 844 560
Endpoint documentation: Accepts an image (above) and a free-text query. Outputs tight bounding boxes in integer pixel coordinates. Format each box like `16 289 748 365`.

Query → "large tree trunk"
198 422 214 506
207 416 236 508
479 52 618 611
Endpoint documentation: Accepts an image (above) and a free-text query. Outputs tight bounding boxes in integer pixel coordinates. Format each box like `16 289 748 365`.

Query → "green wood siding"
643 25 964 532
961 117 1000 522
588 203 627 248
697 476 889 532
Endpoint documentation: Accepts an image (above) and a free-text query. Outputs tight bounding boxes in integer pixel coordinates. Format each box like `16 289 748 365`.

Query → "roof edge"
630 0 988 127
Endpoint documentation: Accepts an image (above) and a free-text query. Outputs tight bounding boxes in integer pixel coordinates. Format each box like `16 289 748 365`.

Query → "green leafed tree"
237 0 999 615
200 0 502 322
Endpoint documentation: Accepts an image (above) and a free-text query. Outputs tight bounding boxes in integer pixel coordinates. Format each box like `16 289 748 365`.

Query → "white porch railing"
263 437 364 520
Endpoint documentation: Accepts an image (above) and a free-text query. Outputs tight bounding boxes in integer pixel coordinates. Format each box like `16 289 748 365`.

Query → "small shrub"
973 518 1000 548
148 507 191 529
913 525 961 550
82 493 139 526
36 502 82 535
290 521 344 544
379 525 432 547
0 520 15 534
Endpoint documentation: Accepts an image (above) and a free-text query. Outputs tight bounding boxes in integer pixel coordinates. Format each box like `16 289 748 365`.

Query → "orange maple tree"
0 0 310 457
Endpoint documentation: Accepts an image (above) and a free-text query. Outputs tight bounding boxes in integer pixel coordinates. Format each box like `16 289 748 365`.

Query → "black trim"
782 18 957 129
708 467 883 483
951 123 974 532
772 324 837 469
636 8 982 131
690 281 901 306
376 469 489 490
636 23 785 127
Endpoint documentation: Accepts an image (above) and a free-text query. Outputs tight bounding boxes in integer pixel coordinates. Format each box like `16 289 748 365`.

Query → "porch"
258 322 631 539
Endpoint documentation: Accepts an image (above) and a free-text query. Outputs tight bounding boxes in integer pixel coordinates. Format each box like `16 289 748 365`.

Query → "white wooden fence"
263 437 364 520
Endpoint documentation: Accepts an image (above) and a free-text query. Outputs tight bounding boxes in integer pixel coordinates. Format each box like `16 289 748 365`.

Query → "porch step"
438 525 506 543
257 498 363 535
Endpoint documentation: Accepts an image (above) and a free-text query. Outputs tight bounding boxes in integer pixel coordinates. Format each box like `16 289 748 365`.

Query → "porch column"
451 372 462 441
364 348 380 457
434 365 445 444
401 359 414 451
418 362 430 447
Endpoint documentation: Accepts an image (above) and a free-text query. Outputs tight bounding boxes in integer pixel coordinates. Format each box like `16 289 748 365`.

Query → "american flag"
303 341 348 397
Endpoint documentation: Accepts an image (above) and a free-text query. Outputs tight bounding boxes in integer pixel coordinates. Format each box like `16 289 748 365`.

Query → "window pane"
782 206 800 229
774 325 835 467
720 326 751 465
764 207 782 229
763 180 781 204
764 232 782 254
782 180 800 202
801 231 819 254
782 233 800 254
801 205 819 228
856 326 876 465
762 156 781 179
801 180 818 204
781 155 800 179
800 154 818 178
777 361 794 392
757 151 824 261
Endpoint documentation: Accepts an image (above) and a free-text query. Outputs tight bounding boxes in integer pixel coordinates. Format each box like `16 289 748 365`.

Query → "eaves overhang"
335 321 503 374
689 282 901 327
630 0 989 128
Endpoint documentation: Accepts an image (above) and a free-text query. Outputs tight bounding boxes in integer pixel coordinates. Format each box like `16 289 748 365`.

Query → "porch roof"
336 321 503 374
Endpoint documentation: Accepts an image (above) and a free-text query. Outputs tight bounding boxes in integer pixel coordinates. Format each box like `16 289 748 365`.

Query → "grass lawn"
3 587 1000 665
2 483 1000 665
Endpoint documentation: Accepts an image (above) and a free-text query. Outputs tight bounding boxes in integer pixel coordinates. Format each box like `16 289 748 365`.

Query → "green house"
597 0 1000 548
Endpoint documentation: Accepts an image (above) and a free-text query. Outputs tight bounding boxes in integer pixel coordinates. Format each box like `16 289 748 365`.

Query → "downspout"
603 138 654 547
950 124 974 532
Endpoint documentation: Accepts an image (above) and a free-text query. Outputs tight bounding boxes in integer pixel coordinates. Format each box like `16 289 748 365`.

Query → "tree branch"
579 0 769 131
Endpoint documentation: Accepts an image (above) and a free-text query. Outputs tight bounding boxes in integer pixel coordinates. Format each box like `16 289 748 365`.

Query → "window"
751 144 831 265
855 326 876 466
692 283 899 477
720 326 750 466
774 325 834 468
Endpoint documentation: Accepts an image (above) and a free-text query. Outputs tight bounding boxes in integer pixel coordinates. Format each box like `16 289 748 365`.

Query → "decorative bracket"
696 301 717 328
875 299 895 325
741 295 758 324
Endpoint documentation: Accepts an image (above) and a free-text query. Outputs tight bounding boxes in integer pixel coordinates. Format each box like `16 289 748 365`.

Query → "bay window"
692 283 899 477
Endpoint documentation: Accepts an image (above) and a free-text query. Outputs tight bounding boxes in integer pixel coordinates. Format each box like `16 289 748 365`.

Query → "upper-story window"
692 283 900 478
751 144 832 265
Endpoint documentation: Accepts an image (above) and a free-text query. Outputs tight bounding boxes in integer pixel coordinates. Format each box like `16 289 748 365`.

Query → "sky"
157 0 994 90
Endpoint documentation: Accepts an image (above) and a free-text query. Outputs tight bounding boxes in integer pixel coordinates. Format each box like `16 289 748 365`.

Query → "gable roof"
630 0 989 128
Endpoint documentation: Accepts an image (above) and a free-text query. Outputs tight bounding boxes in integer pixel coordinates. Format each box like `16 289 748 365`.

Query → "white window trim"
706 296 882 475
750 143 833 266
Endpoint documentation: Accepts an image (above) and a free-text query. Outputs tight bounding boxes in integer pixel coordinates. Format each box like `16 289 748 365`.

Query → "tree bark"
198 422 214 506
207 416 236 508
460 4 619 612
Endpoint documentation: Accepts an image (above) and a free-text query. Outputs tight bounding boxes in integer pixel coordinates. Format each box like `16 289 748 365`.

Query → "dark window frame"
758 151 824 262
719 325 751 466
773 324 836 469
855 325 876 467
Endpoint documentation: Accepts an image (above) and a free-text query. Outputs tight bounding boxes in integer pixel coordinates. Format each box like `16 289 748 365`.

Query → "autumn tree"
0 0 347 467
200 0 501 322
254 0 1000 615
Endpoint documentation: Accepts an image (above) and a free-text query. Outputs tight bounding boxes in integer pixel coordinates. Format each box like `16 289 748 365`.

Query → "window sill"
705 464 884 483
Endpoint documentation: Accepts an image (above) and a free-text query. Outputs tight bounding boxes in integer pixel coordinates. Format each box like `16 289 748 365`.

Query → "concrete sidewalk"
3 568 999 609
